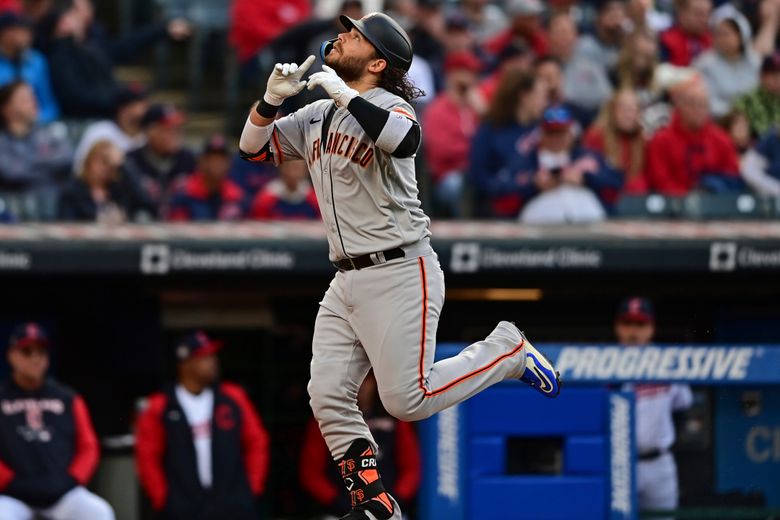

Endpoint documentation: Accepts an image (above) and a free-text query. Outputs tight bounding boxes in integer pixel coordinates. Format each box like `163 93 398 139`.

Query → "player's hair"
376 60 425 103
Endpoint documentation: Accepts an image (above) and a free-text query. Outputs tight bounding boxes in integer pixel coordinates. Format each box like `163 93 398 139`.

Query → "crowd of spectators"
1 0 780 223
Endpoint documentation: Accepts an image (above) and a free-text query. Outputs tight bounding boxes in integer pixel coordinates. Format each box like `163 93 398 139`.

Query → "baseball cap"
9 322 50 350
175 330 223 361
444 51 482 74
0 11 33 32
541 106 574 131
202 134 229 155
141 103 185 128
761 52 780 74
115 84 148 110
616 297 655 323
507 0 545 17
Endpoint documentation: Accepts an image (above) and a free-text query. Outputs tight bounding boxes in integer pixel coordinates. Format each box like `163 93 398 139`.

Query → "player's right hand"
264 55 316 106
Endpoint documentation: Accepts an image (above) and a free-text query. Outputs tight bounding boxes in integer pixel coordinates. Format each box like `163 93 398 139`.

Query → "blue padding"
469 436 505 476
467 387 607 435
469 476 605 520
564 436 606 474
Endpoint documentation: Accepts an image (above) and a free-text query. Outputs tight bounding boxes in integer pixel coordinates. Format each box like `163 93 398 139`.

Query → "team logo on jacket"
215 403 236 430
308 132 374 167
1 398 63 442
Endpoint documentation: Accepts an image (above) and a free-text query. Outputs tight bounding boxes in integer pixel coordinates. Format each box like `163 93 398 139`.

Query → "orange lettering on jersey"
326 132 335 154
311 138 321 163
359 148 374 167
351 143 367 163
345 136 356 158
337 134 350 156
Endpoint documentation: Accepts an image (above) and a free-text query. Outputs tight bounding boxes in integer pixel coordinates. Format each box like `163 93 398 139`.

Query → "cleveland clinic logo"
141 244 171 275
709 242 737 272
450 243 481 273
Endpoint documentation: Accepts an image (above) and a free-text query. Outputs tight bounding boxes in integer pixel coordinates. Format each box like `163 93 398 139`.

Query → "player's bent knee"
380 392 430 422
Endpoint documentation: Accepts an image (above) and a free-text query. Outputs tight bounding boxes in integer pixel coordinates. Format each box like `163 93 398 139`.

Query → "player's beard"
327 54 371 84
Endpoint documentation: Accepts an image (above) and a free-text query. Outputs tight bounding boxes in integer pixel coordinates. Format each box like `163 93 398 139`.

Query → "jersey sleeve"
270 111 307 164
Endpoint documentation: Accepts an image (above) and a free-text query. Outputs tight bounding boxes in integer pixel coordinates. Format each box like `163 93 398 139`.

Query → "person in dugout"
135 330 270 520
615 297 693 520
0 322 115 519
299 370 421 519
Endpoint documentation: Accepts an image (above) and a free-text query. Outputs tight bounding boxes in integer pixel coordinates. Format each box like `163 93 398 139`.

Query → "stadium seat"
615 194 684 219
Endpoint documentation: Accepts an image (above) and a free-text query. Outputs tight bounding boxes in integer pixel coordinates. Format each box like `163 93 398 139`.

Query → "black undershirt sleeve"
346 97 421 158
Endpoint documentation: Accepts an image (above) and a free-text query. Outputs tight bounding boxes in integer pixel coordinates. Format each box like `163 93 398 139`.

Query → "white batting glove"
307 65 358 108
264 55 316 106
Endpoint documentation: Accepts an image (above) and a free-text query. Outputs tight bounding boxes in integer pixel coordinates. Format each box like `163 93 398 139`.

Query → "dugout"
1 221 780 518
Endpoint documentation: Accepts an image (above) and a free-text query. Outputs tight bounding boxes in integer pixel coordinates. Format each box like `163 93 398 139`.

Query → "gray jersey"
269 88 431 261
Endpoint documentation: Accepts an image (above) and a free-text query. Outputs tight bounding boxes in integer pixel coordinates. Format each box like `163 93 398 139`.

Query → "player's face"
615 320 655 346
326 28 385 82
8 345 49 384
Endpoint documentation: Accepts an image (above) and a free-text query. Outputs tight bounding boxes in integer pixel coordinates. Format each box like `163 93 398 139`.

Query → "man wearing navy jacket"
135 331 270 520
0 322 115 519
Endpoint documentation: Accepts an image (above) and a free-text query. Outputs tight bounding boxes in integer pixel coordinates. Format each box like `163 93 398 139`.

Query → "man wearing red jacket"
0 322 114 519
645 79 741 195
135 331 269 520
300 371 421 519
659 0 713 66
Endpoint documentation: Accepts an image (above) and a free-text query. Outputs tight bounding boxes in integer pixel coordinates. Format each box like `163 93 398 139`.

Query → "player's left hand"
307 65 359 108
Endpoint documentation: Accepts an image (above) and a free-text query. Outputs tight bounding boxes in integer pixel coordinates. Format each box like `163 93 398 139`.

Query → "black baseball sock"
337 438 395 520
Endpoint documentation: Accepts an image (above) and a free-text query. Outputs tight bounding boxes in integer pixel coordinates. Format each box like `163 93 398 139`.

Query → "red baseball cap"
616 297 655 323
9 322 50 350
175 330 223 361
444 51 482 74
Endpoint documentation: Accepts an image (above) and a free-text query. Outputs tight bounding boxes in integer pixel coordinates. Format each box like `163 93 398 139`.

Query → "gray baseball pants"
308 252 527 463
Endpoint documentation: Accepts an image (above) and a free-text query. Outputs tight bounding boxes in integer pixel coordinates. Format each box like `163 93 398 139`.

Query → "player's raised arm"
307 65 421 158
238 55 315 161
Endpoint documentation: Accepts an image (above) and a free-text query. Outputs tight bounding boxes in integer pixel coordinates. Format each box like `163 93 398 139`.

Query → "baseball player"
0 323 115 520
616 297 693 519
239 13 561 520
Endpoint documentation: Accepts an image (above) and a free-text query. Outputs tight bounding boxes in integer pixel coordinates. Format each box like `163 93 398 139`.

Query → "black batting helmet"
340 13 413 72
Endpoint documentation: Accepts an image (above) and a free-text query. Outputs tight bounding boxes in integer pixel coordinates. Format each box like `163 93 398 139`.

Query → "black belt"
639 448 668 461
332 248 405 271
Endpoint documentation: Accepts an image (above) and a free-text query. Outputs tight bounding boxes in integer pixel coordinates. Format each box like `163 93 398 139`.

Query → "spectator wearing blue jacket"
167 135 247 222
511 106 624 223
468 70 548 218
0 11 59 123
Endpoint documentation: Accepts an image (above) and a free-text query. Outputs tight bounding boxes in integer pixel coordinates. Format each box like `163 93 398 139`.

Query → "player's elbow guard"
391 121 421 159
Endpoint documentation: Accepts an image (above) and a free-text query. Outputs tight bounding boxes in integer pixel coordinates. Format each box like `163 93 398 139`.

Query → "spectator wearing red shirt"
423 51 482 217
168 135 246 222
484 0 548 59
299 371 421 518
250 160 319 220
659 0 713 66
645 79 742 195
584 89 649 194
229 0 311 64
135 331 269 520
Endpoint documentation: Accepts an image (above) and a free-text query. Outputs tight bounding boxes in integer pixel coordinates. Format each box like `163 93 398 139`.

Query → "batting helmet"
323 13 413 72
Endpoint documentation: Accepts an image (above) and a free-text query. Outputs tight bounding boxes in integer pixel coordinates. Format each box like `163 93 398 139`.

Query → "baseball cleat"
518 331 561 398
